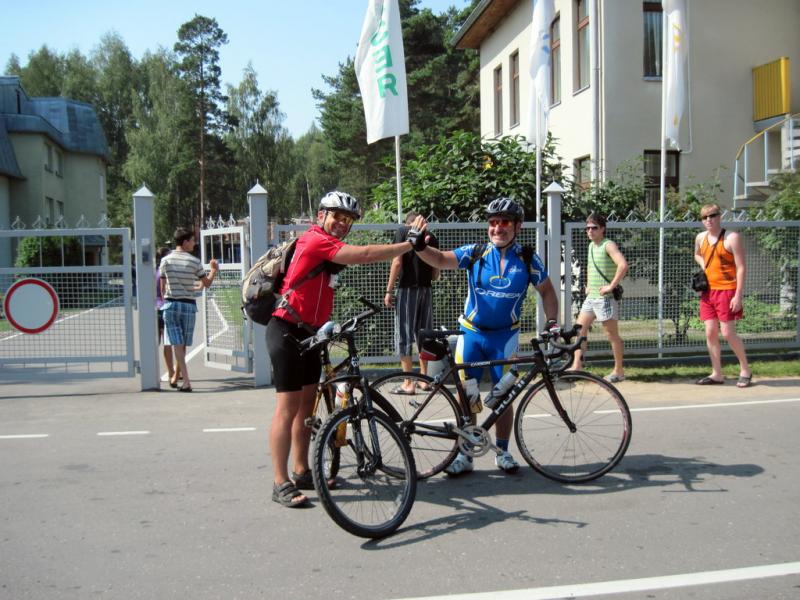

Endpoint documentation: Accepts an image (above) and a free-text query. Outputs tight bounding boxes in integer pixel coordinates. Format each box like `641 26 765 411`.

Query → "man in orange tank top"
693 203 752 387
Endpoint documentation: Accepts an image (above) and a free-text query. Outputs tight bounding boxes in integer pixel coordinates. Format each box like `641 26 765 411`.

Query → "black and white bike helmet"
319 191 362 220
486 197 524 222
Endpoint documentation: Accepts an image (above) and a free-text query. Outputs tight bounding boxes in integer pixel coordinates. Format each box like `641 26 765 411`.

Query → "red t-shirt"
272 224 345 328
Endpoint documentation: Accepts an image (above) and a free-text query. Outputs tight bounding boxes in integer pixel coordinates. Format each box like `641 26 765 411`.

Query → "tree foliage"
373 130 562 220
174 14 230 227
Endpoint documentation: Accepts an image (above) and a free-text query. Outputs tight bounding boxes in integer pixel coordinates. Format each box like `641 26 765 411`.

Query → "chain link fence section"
0 228 135 377
565 220 800 357
274 221 547 362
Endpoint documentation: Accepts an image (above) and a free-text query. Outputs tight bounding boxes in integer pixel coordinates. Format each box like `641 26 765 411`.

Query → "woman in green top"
571 213 628 382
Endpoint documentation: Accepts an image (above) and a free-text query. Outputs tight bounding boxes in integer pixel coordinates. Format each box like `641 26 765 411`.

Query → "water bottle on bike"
483 367 519 409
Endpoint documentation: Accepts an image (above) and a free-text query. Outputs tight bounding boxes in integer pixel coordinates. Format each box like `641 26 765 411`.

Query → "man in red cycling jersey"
267 191 415 508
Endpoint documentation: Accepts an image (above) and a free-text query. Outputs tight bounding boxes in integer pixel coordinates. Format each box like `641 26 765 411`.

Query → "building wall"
602 0 800 197
476 0 800 207
6 132 106 228
63 153 106 226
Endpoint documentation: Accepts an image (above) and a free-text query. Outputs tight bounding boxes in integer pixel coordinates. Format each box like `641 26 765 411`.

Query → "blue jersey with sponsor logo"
453 242 548 331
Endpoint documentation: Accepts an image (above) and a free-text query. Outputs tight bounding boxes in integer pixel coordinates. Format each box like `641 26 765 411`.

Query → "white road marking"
629 397 800 412
202 427 257 433
5 396 798 440
397 561 800 600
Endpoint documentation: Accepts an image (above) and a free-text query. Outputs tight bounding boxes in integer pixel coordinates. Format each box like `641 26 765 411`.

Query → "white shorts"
580 296 619 322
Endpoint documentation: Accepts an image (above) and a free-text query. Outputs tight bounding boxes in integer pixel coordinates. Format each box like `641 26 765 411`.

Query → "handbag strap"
702 229 726 271
589 243 614 285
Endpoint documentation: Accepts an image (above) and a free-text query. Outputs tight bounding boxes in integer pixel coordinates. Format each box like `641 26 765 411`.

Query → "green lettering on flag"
377 73 398 97
373 45 393 73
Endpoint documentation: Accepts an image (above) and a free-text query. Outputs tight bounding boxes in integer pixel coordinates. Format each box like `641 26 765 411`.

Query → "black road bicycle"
371 325 632 483
291 298 417 539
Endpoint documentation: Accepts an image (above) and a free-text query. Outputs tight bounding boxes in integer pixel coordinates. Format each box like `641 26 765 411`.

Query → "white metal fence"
200 223 252 372
565 218 800 357
271 213 799 362
0 227 135 378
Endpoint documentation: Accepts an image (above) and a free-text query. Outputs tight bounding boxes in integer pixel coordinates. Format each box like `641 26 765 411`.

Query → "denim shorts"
162 300 197 346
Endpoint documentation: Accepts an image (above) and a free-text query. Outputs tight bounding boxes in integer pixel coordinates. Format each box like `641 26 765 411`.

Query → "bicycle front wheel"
514 371 632 483
371 372 461 479
312 405 417 539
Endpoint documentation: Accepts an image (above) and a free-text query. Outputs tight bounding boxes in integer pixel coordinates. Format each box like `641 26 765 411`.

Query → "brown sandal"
272 481 309 508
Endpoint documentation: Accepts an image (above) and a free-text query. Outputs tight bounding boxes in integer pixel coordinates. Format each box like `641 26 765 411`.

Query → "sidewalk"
2 353 797 405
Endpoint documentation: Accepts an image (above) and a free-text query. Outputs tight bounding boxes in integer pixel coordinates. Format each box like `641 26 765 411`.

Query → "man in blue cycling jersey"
408 198 559 475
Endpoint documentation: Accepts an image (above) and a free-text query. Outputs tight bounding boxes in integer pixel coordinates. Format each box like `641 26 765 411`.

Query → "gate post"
248 183 271 387
545 182 566 327
133 185 159 390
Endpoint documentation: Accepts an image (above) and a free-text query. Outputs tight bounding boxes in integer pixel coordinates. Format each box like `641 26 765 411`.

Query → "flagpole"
395 135 403 223
657 7 668 359
535 97 546 333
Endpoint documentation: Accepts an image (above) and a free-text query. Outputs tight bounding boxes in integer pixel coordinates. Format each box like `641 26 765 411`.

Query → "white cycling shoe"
495 450 520 474
444 452 474 476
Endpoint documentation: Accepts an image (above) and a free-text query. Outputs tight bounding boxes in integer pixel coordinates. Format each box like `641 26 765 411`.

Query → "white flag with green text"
664 0 687 148
355 0 409 144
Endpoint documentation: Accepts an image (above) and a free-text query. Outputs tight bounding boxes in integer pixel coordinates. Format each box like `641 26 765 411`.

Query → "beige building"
0 76 108 265
454 0 800 209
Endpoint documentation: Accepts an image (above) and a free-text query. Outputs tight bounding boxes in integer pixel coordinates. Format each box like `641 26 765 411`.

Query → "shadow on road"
364 453 763 549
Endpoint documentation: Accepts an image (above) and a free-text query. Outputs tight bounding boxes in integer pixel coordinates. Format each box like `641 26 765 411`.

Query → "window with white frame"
510 51 520 128
575 0 589 91
643 150 679 210
643 2 663 78
551 15 561 104
574 155 592 194
493 65 503 136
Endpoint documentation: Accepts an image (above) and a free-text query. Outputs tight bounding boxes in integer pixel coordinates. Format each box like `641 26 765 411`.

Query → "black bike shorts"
266 317 322 392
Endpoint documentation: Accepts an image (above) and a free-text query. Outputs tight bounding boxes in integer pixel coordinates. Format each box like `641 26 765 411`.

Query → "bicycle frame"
403 335 579 444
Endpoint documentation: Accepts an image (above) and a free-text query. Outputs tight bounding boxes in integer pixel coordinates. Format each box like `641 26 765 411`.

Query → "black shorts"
266 317 322 392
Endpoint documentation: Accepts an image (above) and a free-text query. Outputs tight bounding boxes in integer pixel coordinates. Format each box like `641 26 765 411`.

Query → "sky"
1 0 473 139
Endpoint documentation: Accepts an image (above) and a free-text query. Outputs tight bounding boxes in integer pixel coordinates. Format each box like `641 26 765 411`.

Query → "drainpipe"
590 0 601 181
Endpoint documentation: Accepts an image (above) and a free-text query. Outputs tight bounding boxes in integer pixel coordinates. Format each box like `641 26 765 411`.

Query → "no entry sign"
3 278 60 334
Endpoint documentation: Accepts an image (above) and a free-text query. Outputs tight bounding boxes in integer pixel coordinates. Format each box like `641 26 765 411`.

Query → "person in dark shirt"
384 211 439 394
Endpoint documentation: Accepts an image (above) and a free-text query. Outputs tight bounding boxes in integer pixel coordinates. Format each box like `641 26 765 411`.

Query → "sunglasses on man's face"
329 211 354 226
585 225 599 231
701 213 720 221
488 218 513 228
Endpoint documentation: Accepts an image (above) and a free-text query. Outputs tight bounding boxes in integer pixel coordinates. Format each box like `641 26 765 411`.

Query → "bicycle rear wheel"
312 405 417 538
514 371 632 483
370 372 460 479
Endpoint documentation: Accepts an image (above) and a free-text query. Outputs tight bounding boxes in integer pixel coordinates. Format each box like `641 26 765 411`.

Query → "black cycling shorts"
266 317 322 392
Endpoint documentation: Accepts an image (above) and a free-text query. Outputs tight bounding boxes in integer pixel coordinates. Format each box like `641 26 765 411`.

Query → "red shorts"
700 289 743 322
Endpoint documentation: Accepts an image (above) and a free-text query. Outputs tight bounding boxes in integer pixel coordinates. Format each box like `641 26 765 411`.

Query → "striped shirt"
587 239 616 299
160 250 205 300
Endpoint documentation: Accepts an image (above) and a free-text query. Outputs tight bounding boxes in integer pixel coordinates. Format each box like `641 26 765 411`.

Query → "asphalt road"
1 366 799 600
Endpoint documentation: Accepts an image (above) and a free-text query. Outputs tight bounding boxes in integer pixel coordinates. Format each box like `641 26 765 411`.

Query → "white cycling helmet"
319 191 362 220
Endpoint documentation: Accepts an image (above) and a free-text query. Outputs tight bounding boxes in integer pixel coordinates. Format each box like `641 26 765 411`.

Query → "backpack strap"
702 229 725 271
276 262 328 332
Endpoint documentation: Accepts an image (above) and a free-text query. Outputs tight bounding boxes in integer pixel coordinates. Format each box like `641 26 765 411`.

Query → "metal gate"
200 223 252 372
0 226 135 378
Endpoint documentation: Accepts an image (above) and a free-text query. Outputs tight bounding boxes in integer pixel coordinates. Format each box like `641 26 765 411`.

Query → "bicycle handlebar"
287 297 381 354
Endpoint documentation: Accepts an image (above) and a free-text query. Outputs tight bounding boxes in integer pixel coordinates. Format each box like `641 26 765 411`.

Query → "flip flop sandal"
696 376 724 385
391 386 416 396
736 375 752 388
416 383 432 392
272 481 309 508
291 470 315 490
